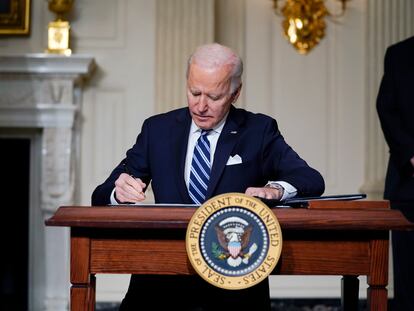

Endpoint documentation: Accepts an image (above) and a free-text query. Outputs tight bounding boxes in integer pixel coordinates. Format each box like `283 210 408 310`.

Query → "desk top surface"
45 200 413 231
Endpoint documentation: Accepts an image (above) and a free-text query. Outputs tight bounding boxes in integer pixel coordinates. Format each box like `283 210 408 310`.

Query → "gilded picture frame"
0 0 31 35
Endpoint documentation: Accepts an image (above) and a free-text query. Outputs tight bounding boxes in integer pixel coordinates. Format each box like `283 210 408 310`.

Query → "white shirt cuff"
110 188 119 205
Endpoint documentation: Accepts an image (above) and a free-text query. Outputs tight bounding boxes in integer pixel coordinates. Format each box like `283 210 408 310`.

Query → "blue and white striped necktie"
189 130 211 205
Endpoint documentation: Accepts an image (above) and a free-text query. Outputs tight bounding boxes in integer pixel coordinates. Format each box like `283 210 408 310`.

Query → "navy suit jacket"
377 36 414 201
92 106 324 205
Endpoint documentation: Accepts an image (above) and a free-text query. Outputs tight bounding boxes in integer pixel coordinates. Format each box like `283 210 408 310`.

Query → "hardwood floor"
95 299 373 310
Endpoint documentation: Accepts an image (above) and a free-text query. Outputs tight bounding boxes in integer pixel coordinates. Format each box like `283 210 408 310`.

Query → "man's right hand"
114 173 146 203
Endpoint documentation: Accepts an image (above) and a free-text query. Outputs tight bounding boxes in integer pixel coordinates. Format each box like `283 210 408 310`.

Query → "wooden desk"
45 200 413 311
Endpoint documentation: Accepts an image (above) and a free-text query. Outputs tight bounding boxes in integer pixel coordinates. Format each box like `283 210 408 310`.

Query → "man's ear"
231 84 242 103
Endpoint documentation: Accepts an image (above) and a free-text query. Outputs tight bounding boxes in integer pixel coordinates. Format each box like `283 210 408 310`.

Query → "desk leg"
367 286 387 311
71 230 95 311
71 275 96 311
367 238 388 311
341 275 359 311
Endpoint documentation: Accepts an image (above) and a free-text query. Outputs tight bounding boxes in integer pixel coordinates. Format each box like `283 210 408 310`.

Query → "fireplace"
0 138 30 310
0 54 95 311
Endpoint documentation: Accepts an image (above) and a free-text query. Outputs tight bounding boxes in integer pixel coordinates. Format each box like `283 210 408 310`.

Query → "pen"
123 161 146 197
123 161 134 177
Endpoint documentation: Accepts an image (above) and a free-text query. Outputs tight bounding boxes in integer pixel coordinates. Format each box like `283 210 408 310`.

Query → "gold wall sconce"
272 0 348 54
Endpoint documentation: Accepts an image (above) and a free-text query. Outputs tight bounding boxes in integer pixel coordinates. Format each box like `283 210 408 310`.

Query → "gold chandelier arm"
272 0 284 17
273 0 348 18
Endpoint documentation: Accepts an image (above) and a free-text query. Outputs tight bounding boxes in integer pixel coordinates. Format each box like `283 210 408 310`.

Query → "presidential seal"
186 193 283 290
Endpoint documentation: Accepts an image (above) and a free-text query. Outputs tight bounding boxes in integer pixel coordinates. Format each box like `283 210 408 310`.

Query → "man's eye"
208 95 220 101
192 92 201 97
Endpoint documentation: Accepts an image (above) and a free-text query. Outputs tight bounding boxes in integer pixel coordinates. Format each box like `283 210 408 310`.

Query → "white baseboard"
95 274 394 302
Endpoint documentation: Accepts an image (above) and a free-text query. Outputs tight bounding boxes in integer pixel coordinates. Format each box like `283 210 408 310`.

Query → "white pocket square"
226 154 242 166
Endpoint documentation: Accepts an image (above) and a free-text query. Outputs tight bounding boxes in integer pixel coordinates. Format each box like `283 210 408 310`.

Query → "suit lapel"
171 109 193 203
206 107 244 198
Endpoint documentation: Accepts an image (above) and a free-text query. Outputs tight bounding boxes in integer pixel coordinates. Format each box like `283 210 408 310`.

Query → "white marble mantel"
0 54 95 311
0 54 95 129
0 54 95 74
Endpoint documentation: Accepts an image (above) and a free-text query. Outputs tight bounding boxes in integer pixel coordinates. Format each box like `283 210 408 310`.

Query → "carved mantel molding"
0 54 95 311
0 54 95 213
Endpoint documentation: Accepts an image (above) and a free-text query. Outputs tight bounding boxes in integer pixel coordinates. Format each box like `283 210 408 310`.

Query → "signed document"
258 193 367 208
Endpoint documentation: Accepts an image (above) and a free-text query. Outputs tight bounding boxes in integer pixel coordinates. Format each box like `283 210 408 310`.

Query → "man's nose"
198 95 208 111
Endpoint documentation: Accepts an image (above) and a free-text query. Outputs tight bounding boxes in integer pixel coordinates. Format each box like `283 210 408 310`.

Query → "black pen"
123 161 146 197
123 161 134 177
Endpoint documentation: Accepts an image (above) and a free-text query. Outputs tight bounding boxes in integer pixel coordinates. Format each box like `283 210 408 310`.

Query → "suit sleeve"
261 119 325 197
91 120 152 206
376 47 414 171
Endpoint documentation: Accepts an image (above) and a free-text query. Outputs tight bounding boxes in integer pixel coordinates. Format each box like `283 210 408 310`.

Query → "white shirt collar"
190 112 228 135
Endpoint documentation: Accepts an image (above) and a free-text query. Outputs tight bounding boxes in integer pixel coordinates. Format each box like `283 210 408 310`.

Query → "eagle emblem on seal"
213 216 258 267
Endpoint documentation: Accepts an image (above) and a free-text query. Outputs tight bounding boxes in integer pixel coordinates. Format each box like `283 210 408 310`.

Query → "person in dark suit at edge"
92 43 325 310
377 36 414 311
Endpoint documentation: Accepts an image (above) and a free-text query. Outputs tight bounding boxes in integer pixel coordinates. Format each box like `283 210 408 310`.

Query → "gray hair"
187 43 243 94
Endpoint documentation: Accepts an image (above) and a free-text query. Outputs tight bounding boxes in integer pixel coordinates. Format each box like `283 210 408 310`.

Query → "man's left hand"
245 186 283 200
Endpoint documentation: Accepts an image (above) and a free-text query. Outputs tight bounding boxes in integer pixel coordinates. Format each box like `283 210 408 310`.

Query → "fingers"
245 187 281 200
115 173 147 203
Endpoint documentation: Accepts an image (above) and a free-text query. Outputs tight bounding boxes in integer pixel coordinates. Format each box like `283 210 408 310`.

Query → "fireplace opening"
0 138 30 310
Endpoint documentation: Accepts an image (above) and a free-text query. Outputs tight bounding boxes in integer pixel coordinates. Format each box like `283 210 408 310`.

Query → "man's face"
187 64 240 130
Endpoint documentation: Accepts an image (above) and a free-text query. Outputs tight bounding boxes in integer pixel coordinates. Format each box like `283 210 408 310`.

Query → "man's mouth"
194 114 210 120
